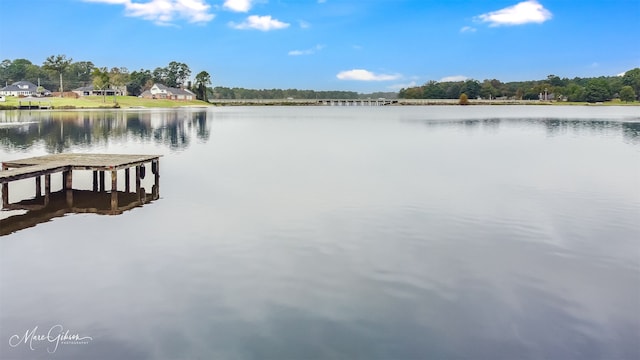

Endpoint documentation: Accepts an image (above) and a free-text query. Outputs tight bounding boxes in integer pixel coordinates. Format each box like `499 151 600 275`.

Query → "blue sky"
0 0 638 93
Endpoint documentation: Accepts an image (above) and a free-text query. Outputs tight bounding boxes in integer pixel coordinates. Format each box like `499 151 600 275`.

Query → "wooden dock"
1 154 161 235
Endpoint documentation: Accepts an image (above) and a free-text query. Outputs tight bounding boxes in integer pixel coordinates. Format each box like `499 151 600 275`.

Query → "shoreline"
1 98 638 110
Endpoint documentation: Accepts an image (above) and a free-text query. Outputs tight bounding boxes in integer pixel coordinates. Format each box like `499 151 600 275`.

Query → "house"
72 85 127 97
141 83 194 100
0 81 50 97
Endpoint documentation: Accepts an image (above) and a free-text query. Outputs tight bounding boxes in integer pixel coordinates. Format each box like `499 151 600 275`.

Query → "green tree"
128 69 153 96
422 81 445 99
444 82 462 99
193 71 211 101
108 67 130 103
547 74 565 87
565 83 585 102
43 54 72 96
461 79 481 99
480 80 499 99
584 78 611 103
151 62 191 88
619 85 636 102
92 67 110 103
3 59 32 83
622 68 640 97
67 61 95 88
168 61 191 88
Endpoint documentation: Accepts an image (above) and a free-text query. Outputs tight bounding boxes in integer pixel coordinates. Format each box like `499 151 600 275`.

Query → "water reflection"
402 117 640 144
1 107 638 359
1 188 159 236
0 109 211 152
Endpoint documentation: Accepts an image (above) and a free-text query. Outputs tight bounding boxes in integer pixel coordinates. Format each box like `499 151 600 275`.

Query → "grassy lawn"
0 95 211 109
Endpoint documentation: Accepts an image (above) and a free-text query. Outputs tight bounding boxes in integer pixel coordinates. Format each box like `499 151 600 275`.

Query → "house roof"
74 85 94 91
1 81 42 92
153 83 194 96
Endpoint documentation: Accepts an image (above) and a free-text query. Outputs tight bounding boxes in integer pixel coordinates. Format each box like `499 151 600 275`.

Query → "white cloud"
475 0 552 26
439 75 469 82
83 0 214 25
336 69 401 81
298 20 311 29
460 26 476 33
288 44 325 56
223 0 253 13
230 15 290 31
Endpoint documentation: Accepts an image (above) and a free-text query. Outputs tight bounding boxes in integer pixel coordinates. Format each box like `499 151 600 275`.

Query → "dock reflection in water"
1 154 160 236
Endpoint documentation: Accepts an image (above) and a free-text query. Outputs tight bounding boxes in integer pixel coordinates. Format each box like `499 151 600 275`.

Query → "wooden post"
99 171 105 192
111 170 118 211
153 159 160 199
1 183 7 208
67 170 73 189
62 169 72 190
153 159 160 184
66 189 73 208
125 168 130 193
93 171 98 191
135 165 141 202
111 170 118 192
44 174 51 206
35 176 41 197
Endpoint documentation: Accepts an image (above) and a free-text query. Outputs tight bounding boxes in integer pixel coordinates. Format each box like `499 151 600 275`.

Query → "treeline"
3 56 638 102
399 69 640 102
210 87 397 100
1 56 396 100
0 56 212 100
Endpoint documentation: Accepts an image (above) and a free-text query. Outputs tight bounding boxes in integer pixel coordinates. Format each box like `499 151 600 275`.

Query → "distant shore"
0 96 637 110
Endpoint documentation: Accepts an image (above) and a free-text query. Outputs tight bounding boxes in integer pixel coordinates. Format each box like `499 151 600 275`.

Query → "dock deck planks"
3 153 161 170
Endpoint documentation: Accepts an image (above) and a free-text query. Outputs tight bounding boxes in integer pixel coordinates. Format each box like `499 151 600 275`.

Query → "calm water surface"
1 106 639 359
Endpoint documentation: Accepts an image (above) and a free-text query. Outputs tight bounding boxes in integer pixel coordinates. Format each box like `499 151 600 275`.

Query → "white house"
0 81 50 97
141 83 194 100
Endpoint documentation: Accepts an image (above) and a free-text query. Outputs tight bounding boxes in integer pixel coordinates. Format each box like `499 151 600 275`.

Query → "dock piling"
125 168 130 193
35 176 41 197
99 171 105 192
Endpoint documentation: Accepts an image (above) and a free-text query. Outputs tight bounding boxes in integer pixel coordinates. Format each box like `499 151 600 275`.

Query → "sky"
0 0 638 93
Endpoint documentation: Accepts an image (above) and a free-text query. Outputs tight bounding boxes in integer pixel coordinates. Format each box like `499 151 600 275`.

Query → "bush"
459 93 469 105
619 86 636 102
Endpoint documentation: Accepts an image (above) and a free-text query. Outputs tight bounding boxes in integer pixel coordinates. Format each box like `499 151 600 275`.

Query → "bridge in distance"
207 99 541 106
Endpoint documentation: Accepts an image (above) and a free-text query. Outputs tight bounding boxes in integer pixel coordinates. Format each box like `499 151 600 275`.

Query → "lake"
1 106 639 359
